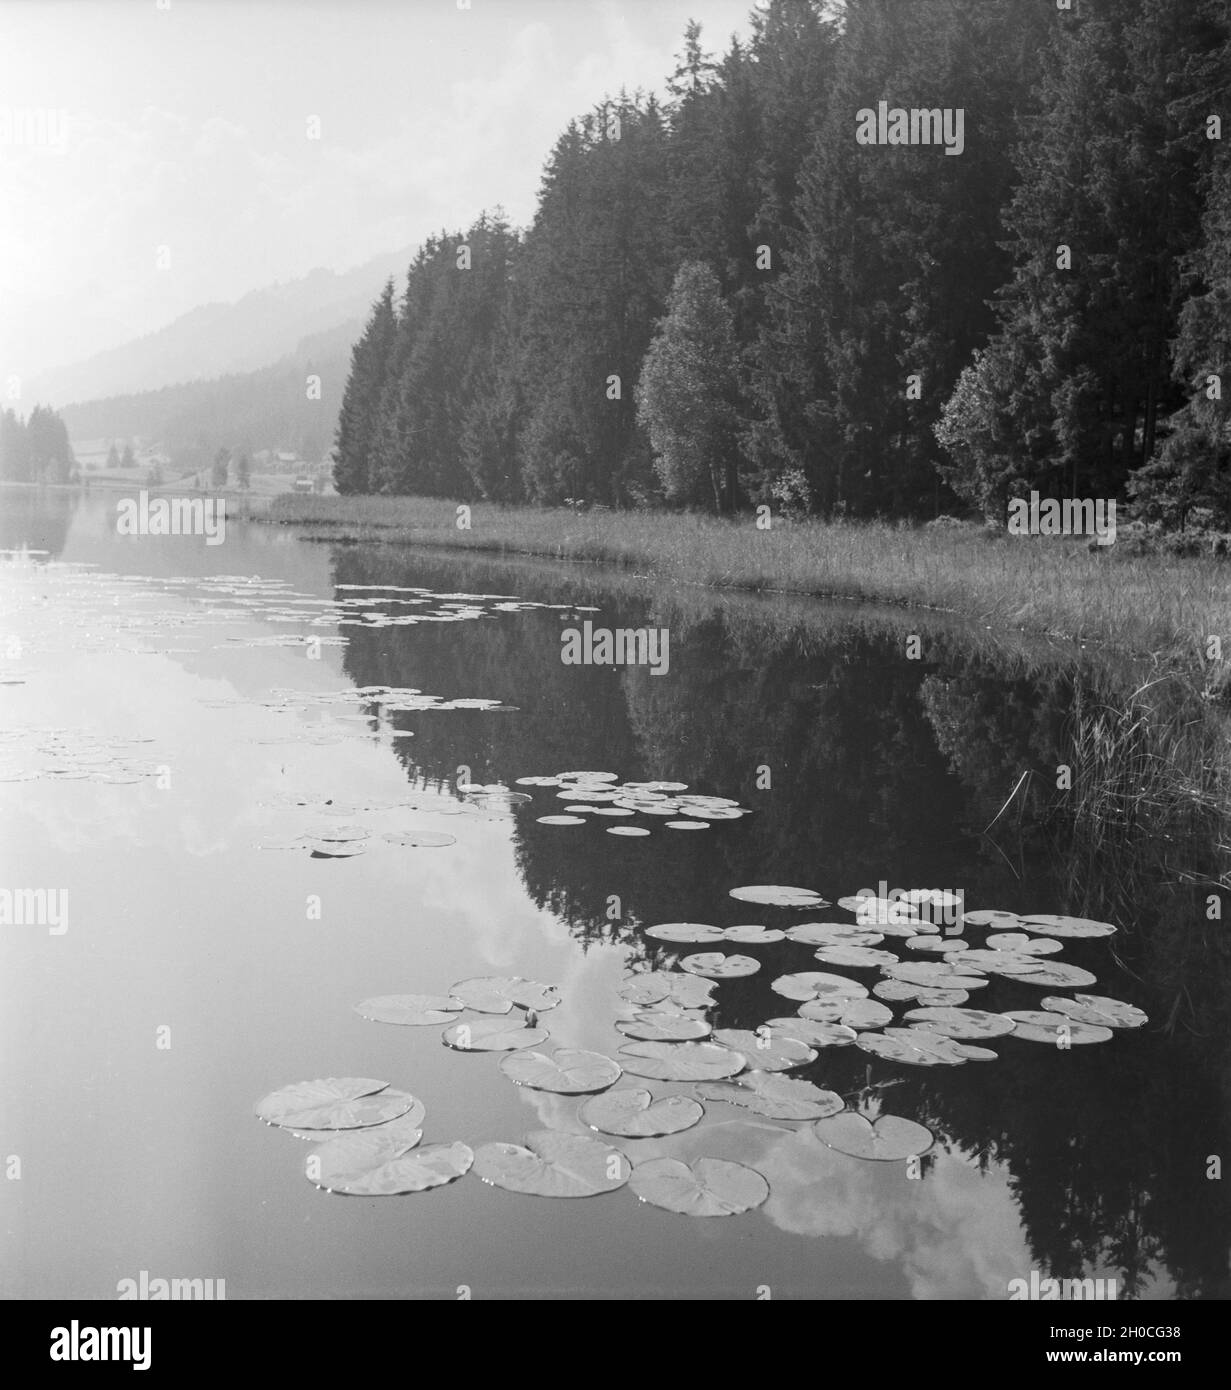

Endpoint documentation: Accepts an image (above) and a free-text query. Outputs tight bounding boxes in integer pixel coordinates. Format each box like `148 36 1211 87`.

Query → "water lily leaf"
305 1116 421 1184
617 971 717 1009
1004 961 1099 989
903 889 964 911
665 820 709 829
472 1131 630 1197
1016 914 1117 939
722 925 785 944
955 949 1045 976
284 1097 427 1142
830 998 895 1030
837 895 920 926
498 1048 621 1094
813 1112 934 1161
617 1040 745 1081
903 936 969 954
607 826 651 836
556 770 619 782
616 1014 712 1041
986 932 1063 956
885 1027 970 1064
1001 1010 1114 1044
771 971 869 1003
711 1029 817 1071
451 976 560 1013
962 909 1021 928
729 885 827 908
308 1138 473 1196
355 994 463 1026
873 980 970 1006
883 962 988 990
537 814 587 825
679 952 760 979
767 1015 859 1046
381 830 457 848
256 1077 395 1129
442 1017 551 1051
645 923 724 943
696 1072 844 1121
813 944 899 968
579 1089 704 1138
902 1006 1017 1039
1040 994 1148 1029
787 922 884 946
855 1032 950 1066
629 1157 769 1216
908 1027 999 1060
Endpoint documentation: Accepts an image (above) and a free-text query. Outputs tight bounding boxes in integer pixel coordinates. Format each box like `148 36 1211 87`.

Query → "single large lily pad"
678 952 760 979
579 1089 704 1138
629 1157 769 1217
985 932 1063 956
617 1040 746 1082
765 1015 859 1046
813 1112 934 1161
450 976 560 1014
256 1077 406 1130
711 1029 817 1071
1001 1010 1114 1044
902 1006 1017 1040
442 1017 551 1052
618 971 717 1010
771 971 869 1003
855 1032 951 1066
813 944 900 968
696 1071 844 1121
722 925 785 944
616 1014 712 1042
787 922 885 946
1040 994 1148 1029
1002 961 1099 989
498 1048 622 1094
1016 913 1117 939
308 1131 472 1195
645 923 724 943
873 980 970 1006
729 885 827 908
472 1131 630 1197
354 994 463 1026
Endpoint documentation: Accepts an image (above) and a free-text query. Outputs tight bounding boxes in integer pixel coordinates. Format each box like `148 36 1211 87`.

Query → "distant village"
71 440 333 495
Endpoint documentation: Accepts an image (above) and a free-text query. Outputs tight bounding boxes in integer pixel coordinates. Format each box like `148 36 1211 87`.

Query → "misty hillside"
30 245 412 408
60 316 360 467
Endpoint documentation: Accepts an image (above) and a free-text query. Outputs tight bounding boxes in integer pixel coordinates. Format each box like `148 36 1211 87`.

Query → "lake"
2 489 1227 1300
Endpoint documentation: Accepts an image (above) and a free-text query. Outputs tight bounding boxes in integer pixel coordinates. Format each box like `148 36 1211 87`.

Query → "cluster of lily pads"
0 725 160 785
522 769 753 837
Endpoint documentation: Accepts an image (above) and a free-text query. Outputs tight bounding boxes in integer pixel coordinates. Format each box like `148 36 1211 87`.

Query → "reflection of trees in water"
332 544 1231 1298
0 486 77 557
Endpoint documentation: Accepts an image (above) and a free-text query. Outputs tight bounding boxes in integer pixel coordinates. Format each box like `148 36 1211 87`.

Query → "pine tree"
333 279 397 494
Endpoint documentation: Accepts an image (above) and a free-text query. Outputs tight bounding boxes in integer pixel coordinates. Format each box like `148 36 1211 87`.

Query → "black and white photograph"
1 0 1228 1342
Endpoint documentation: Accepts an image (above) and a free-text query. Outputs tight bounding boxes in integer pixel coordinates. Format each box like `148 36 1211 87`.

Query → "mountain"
28 246 411 408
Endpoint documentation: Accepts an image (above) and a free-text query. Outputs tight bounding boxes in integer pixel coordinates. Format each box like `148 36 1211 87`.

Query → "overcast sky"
0 0 757 383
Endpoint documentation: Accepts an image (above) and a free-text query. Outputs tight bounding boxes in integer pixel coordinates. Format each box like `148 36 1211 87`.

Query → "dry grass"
262 494 1231 664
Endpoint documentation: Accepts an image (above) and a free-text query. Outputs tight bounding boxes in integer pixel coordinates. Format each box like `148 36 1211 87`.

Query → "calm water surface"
2 491 1228 1300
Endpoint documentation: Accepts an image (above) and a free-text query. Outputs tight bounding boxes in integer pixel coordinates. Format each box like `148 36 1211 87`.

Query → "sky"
0 0 758 384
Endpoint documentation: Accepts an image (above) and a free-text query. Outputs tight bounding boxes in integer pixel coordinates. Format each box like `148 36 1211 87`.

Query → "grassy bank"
260 493 1230 669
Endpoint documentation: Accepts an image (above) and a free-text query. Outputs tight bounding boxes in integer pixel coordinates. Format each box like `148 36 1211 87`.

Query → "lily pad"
908 1027 999 1060
442 1017 551 1052
679 952 760 979
607 826 651 836
1002 1010 1114 1044
472 1131 630 1198
354 994 463 1026
618 971 717 1010
962 909 1021 928
665 820 709 830
537 814 587 825
855 1032 950 1066
498 1048 621 1094
696 1071 844 1121
771 971 869 1003
1005 961 1099 989
813 1112 934 1161
902 1006 1017 1039
787 922 885 946
645 923 724 944
885 1026 971 1065
813 944 900 968
616 1014 712 1042
883 962 988 991
830 998 895 1030
711 1029 817 1071
617 1040 745 1082
1016 913 1117 939
722 925 785 944
986 932 1063 956
579 1089 704 1138
1040 994 1148 1029
729 885 827 908
450 976 560 1014
873 980 970 1006
767 1015 859 1046
305 1118 421 1191
256 1077 401 1130
903 936 969 954
309 1138 473 1195
629 1157 769 1216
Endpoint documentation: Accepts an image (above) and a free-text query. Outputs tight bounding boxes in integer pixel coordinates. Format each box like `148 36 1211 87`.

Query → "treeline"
334 0 1231 525
0 405 74 484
